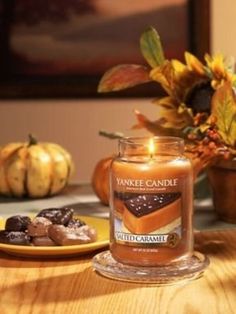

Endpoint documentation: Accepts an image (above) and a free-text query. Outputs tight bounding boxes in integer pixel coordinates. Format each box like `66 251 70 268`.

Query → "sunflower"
98 27 236 172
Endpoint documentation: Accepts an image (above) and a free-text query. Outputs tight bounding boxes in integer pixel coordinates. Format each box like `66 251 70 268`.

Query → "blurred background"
0 0 234 183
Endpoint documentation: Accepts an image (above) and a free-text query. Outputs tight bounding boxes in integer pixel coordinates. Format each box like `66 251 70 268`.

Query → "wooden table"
0 229 236 314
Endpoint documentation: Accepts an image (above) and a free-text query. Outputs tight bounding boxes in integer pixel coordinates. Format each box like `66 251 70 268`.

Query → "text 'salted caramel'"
110 137 194 266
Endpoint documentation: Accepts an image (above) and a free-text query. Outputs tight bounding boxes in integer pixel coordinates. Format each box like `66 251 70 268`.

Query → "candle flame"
148 138 155 157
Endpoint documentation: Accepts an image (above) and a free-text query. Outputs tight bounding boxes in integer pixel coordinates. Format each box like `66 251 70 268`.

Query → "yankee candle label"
116 178 178 188
113 190 182 247
115 232 169 243
115 231 180 247
115 178 179 192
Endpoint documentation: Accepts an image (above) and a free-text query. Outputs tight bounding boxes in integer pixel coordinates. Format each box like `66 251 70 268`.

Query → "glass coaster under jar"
93 250 209 285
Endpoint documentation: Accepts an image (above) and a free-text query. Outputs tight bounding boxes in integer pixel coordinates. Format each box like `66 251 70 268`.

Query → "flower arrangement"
98 27 236 175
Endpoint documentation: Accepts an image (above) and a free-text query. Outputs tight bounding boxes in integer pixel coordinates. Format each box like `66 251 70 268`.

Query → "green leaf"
99 130 124 140
140 27 165 68
212 83 236 146
98 64 150 93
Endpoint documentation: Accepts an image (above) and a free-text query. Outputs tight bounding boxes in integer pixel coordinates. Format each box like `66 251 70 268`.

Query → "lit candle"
110 136 193 266
149 137 155 159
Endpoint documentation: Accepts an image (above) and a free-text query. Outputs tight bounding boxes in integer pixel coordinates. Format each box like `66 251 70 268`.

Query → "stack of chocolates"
0 208 97 246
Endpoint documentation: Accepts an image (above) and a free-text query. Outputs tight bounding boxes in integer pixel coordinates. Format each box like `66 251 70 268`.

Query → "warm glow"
148 138 155 157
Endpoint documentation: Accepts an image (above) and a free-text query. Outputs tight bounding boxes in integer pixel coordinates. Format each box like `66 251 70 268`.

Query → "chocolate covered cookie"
5 215 31 232
37 207 74 225
32 236 56 246
77 225 97 242
67 218 86 229
27 217 52 237
48 224 97 246
0 230 31 245
1 206 97 247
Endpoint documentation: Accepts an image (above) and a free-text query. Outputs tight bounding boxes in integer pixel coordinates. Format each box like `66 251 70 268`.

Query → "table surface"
0 185 236 314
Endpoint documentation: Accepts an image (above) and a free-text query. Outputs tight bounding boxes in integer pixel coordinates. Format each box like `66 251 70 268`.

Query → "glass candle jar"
109 136 193 266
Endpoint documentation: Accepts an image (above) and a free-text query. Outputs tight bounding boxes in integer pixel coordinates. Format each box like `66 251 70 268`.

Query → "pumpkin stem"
28 134 38 146
99 130 124 140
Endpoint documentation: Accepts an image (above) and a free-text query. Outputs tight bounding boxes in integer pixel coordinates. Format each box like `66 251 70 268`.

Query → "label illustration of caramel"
113 191 182 248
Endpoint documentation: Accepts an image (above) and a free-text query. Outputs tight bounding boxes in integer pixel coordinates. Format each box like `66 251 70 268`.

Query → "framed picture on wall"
0 0 210 98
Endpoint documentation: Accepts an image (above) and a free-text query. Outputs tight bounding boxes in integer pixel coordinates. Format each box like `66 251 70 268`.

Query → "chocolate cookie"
32 236 56 246
5 215 31 232
0 230 31 245
48 224 96 246
36 207 74 225
67 218 86 228
27 217 52 237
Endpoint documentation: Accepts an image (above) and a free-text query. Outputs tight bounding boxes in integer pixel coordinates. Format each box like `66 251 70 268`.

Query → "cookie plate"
0 216 109 258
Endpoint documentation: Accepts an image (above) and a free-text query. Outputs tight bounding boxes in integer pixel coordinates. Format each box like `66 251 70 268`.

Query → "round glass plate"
0 216 109 258
93 250 210 285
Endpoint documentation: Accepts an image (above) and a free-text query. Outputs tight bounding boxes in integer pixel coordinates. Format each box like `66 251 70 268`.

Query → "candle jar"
110 137 193 266
93 136 209 284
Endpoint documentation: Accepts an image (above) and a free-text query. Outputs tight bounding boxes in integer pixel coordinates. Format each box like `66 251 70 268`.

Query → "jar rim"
119 136 184 146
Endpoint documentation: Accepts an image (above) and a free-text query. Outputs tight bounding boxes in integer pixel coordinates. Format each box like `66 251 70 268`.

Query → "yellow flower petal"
205 53 226 78
204 53 212 66
171 59 186 73
150 67 171 94
185 52 205 75
204 53 236 88
231 74 236 85
150 61 174 95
